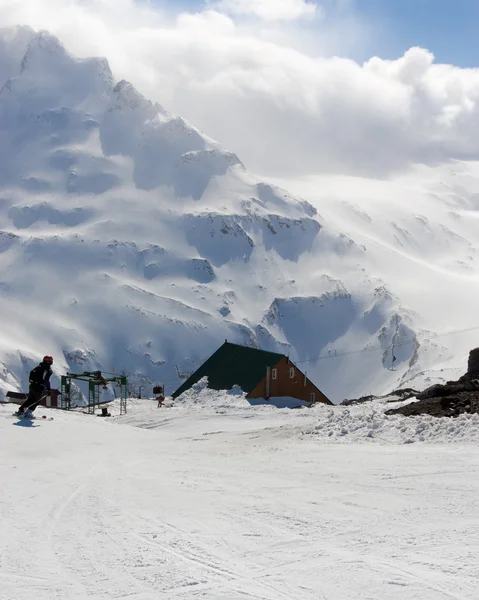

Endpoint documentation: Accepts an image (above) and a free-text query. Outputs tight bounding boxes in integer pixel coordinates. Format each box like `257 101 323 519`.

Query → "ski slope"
2 395 479 600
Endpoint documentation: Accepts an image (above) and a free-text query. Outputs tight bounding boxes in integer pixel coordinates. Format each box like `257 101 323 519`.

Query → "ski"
11 413 54 421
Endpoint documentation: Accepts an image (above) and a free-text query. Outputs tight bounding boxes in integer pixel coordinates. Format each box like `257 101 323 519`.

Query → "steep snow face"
0 26 476 404
0 25 35 83
268 165 479 395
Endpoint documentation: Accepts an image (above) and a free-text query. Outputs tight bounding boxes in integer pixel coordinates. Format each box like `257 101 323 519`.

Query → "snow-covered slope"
0 26 478 403
269 165 479 394
2 397 479 600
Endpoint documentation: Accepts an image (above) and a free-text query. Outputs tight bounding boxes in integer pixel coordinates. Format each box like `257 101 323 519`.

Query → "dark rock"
463 380 479 391
415 379 479 401
416 384 448 400
417 381 470 400
467 348 479 378
386 387 420 401
386 347 479 419
387 391 479 418
345 348 479 418
342 387 419 406
341 395 375 406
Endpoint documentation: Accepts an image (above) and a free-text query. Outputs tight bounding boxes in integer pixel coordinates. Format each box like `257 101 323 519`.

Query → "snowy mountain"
1 26 478 403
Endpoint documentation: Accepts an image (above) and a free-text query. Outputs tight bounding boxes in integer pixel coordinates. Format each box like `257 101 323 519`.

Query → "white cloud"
211 0 318 21
0 0 479 177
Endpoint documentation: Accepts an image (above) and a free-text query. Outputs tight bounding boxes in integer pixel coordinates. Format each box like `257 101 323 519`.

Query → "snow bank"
305 398 479 445
174 377 253 412
102 388 479 447
147 385 479 445
174 387 479 444
174 378 312 412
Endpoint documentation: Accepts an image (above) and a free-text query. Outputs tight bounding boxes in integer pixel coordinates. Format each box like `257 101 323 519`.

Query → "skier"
15 356 54 418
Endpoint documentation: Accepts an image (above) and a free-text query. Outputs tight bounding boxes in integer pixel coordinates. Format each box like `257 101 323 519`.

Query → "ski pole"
22 392 49 412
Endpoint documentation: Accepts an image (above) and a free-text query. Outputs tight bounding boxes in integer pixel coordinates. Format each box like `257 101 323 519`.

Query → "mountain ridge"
1 25 476 403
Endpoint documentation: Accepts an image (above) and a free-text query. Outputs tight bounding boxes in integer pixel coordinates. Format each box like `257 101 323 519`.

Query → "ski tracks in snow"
2 404 479 599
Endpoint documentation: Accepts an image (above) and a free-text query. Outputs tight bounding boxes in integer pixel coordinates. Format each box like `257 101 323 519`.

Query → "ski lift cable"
295 324 479 365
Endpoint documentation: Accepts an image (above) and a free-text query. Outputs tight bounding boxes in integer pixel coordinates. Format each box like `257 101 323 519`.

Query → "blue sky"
147 0 479 67
350 0 479 67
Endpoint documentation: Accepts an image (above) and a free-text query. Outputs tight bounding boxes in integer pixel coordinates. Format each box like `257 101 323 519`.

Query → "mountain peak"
2 26 473 404
20 29 67 72
112 80 163 114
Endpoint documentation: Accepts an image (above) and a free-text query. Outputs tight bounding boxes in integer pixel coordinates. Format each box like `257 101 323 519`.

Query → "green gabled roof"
172 342 284 398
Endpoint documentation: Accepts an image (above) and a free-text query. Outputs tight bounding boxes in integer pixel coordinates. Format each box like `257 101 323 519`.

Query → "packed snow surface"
2 392 479 600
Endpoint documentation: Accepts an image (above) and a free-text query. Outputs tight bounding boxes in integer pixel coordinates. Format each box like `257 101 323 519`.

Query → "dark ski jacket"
29 362 52 391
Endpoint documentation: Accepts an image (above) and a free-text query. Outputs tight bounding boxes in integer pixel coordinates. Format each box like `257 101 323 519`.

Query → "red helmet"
43 355 53 363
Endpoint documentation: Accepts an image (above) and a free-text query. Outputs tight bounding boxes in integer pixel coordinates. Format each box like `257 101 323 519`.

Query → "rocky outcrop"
467 347 479 378
388 392 479 418
387 348 479 418
341 387 419 406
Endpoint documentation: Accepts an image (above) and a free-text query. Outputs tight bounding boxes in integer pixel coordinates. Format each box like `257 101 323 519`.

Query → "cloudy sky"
1 0 478 177
173 0 479 67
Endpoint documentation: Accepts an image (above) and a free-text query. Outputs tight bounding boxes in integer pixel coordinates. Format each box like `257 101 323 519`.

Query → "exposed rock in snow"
306 398 479 444
467 347 479 378
174 149 243 199
183 213 255 266
386 348 479 418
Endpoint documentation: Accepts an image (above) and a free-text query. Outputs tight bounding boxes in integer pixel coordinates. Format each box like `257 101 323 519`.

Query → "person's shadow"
13 419 39 428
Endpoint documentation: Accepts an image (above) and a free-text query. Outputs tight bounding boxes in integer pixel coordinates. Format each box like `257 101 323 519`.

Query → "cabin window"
310 393 316 402
289 367 295 379
272 368 277 380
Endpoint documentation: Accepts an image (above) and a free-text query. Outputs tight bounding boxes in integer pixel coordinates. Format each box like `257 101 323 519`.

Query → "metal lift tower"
60 371 128 415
